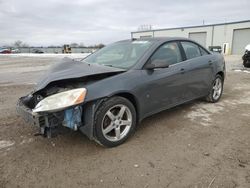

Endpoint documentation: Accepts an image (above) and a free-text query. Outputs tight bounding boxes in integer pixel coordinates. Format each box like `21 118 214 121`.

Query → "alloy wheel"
212 78 222 100
101 104 132 142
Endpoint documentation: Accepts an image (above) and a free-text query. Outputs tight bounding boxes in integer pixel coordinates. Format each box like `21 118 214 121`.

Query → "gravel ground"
0 54 250 188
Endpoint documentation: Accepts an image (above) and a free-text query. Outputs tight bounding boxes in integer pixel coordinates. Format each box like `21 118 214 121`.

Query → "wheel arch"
217 71 225 80
113 92 140 123
79 92 139 141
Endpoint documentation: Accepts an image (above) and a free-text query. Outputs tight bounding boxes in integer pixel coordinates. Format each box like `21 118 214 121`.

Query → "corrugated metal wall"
232 28 250 54
131 21 250 54
188 32 207 47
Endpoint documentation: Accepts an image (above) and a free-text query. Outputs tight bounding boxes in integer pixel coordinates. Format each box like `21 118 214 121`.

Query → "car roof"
117 37 192 44
117 37 210 52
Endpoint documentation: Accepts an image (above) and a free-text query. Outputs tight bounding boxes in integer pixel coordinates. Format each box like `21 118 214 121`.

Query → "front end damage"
16 58 125 139
17 92 102 139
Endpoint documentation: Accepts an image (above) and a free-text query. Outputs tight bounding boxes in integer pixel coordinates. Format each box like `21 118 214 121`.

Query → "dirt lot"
0 54 250 188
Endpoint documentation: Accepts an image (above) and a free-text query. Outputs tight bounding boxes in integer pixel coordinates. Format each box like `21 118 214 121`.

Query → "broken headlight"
33 88 87 113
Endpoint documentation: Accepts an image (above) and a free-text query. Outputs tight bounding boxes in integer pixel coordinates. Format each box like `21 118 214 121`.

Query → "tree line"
9 40 105 48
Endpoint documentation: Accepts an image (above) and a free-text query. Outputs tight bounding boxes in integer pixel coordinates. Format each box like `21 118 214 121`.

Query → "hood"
35 57 125 91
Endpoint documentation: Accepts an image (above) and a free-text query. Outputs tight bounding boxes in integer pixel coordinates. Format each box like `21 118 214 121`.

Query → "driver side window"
150 42 182 66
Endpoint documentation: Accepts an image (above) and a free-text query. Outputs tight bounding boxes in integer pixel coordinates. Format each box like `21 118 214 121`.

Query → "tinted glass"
84 41 152 69
150 42 182 66
181 41 201 59
200 47 209 56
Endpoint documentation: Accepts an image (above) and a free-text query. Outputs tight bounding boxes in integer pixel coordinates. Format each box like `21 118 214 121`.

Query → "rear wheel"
94 96 136 147
206 75 223 103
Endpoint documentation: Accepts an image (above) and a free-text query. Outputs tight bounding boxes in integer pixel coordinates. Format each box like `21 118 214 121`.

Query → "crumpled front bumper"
17 98 43 127
16 96 100 140
16 97 60 137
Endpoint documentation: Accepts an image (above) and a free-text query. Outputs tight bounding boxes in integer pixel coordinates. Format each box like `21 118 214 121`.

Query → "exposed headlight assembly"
33 88 87 113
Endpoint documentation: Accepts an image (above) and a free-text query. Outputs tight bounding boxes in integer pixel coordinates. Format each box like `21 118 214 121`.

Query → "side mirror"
145 59 170 70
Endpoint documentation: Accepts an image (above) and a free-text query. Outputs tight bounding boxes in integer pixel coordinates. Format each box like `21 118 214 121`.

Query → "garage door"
232 28 250 54
189 32 207 47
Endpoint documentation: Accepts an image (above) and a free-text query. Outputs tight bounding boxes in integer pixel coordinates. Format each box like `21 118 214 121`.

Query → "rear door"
180 41 214 99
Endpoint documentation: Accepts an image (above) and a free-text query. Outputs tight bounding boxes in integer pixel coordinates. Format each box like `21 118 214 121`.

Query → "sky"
0 0 249 46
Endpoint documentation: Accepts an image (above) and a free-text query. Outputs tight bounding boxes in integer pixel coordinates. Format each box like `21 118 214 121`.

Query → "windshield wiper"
103 64 114 67
103 64 127 70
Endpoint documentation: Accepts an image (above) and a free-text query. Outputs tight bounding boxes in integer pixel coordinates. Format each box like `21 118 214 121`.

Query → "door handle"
180 68 185 74
208 60 213 65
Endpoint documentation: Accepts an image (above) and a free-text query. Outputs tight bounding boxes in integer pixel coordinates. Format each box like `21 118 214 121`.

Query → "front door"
140 42 188 117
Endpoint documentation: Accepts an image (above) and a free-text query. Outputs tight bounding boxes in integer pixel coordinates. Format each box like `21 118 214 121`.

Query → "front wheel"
94 96 136 147
206 75 224 103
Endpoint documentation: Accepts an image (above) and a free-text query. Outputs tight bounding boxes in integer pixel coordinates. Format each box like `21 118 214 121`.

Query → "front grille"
38 116 46 127
37 113 64 127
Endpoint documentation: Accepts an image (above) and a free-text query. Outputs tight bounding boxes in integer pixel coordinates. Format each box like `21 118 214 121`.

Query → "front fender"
85 70 142 100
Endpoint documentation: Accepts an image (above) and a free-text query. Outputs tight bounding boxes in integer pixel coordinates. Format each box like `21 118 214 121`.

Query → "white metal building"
131 20 250 55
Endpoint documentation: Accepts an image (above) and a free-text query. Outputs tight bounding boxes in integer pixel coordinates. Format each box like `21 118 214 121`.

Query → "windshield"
83 40 152 69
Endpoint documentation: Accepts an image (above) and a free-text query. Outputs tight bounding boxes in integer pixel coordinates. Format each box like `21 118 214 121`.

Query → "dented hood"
35 57 125 91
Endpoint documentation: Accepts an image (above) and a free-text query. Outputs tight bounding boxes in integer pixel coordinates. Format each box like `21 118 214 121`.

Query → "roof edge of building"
131 20 250 34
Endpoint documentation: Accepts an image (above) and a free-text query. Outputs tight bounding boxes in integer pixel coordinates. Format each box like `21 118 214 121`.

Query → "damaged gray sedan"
17 37 225 147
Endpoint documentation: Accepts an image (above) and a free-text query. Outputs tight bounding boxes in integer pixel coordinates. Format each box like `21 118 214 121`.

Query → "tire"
94 96 136 147
206 74 224 103
243 60 250 68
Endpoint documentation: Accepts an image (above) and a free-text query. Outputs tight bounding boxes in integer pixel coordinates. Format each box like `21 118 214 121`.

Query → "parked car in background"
243 44 250 68
17 37 225 147
0 48 11 54
209 46 222 53
11 48 20 53
32 49 44 53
